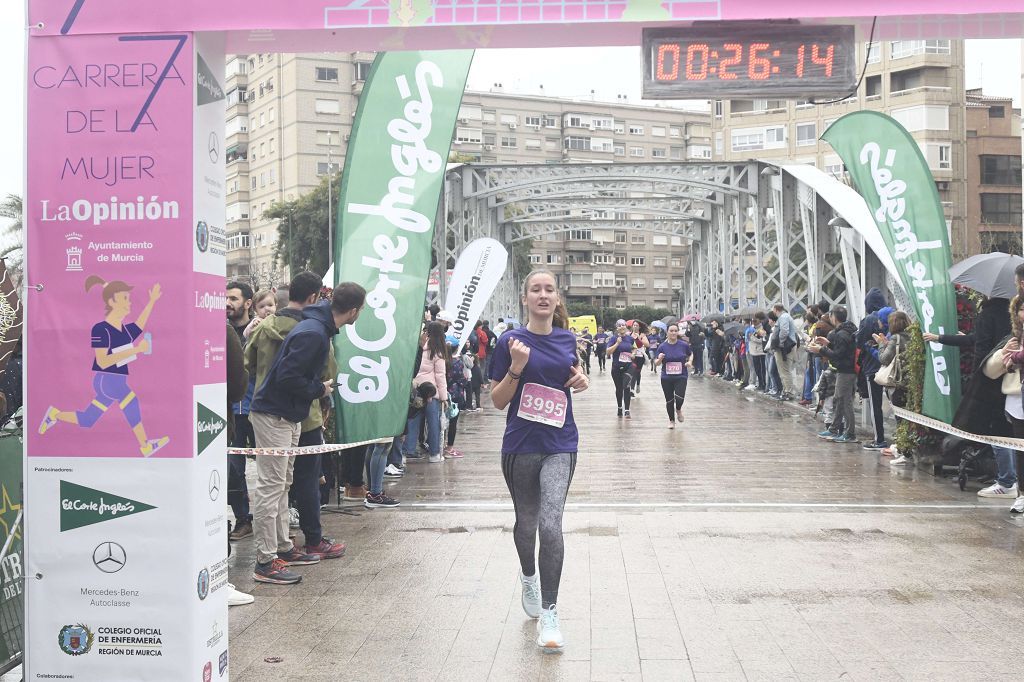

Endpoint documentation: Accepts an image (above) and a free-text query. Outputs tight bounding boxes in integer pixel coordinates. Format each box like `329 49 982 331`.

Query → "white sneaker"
536 605 564 652
1011 497 1024 514
227 583 254 606
384 464 404 477
428 454 442 463
890 455 911 467
978 482 1019 498
288 507 300 528
520 570 541 618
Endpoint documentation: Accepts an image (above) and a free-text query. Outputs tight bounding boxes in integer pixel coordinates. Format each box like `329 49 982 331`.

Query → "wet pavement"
227 371 1024 681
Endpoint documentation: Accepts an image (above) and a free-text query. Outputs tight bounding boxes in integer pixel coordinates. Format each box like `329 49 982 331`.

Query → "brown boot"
343 485 367 501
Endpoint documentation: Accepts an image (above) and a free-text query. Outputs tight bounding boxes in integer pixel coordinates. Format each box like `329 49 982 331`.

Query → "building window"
631 277 646 289
670 146 685 160
630 256 645 266
714 100 723 118
455 127 483 144
614 145 625 157
981 155 1023 186
890 39 951 59
268 107 275 122
669 127 682 138
652 126 666 137
671 256 682 267
546 253 560 265
226 233 250 250
653 279 668 290
528 254 542 264
567 115 584 128
615 276 626 288
315 66 339 82
653 257 667 267
500 136 517 149
354 62 371 81
715 132 724 156
543 116 558 128
315 99 340 115
629 125 644 135
316 161 338 175
568 229 592 241
631 233 645 244
564 136 591 150
981 193 1022 225
651 148 668 158
500 114 519 125
865 41 880 63
732 132 764 151
250 176 257 190
765 127 785 144
593 253 613 265
525 138 542 150
990 106 1006 118
316 129 338 145
525 116 541 127
615 232 627 244
629 146 645 157
796 123 817 146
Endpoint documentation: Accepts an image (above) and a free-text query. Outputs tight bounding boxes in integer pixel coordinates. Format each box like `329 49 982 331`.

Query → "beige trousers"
250 411 299 564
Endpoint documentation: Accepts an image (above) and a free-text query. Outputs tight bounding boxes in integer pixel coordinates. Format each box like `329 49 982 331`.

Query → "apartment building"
222 53 711 309
964 89 1022 255
711 39 969 258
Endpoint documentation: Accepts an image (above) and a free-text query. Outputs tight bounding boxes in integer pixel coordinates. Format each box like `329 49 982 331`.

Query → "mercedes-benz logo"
208 132 219 163
92 542 127 574
208 470 221 501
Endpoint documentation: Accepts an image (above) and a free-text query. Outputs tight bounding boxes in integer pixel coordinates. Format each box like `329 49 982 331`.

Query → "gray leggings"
501 451 577 608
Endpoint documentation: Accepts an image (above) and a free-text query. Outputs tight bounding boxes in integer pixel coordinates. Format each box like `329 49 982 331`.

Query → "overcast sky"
0 3 1020 214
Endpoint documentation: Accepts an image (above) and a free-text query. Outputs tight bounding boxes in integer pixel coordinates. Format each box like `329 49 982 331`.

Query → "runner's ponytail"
84 275 106 292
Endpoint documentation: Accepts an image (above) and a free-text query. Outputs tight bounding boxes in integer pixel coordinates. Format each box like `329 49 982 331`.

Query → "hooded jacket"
864 287 886 315
819 320 858 374
249 301 338 425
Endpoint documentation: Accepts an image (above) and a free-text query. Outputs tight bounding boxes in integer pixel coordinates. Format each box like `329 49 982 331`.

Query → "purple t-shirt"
658 340 692 378
489 326 579 455
610 334 635 365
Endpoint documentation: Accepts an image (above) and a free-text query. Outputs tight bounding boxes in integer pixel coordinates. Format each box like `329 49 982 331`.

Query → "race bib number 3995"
517 383 568 428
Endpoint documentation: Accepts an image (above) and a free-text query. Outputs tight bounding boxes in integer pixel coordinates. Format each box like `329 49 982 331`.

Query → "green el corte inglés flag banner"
333 50 474 443
822 110 961 423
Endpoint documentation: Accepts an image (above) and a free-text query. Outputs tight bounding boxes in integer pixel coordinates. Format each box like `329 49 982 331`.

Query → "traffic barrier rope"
891 406 1024 450
228 437 392 456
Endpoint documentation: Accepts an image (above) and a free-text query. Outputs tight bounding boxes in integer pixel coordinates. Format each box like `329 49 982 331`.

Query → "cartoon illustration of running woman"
38 275 169 457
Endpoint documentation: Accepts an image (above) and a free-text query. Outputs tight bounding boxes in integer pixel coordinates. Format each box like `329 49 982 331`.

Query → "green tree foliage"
0 194 23 265
894 322 925 457
267 174 341 277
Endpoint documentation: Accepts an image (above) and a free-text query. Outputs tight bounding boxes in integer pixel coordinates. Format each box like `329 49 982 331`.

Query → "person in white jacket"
402 322 450 463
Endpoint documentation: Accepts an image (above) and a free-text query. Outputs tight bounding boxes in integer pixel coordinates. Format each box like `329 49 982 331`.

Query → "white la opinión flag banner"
444 238 508 356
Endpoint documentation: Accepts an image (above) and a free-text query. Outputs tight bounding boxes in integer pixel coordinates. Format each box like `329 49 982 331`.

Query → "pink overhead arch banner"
22 0 1024 679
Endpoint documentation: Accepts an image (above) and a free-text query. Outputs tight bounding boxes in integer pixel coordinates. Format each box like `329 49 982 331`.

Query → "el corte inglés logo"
197 402 226 456
60 481 156 532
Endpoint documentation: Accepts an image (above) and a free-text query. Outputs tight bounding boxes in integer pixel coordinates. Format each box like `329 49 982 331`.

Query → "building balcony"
889 86 952 100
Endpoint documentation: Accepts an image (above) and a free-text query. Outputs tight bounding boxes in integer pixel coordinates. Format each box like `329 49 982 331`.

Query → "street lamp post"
287 209 294 279
327 131 334 269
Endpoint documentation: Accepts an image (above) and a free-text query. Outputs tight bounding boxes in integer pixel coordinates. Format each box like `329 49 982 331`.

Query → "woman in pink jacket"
403 322 449 463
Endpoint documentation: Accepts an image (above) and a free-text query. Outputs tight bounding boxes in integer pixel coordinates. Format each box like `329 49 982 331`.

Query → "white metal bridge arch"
438 161 904 321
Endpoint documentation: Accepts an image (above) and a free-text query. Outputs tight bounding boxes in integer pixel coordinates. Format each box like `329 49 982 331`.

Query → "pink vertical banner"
26 33 204 459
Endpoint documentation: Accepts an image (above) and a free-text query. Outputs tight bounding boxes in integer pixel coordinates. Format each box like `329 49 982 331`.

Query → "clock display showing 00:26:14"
654 42 836 82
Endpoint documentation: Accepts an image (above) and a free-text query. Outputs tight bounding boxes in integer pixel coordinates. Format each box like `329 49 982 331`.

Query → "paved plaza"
227 372 1024 681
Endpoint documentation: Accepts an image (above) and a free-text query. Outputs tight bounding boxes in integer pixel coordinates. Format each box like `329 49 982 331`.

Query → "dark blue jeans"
228 414 253 524
293 429 324 548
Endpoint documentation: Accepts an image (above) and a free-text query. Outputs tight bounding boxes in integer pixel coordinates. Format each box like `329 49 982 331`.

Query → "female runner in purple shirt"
489 269 589 653
654 323 693 429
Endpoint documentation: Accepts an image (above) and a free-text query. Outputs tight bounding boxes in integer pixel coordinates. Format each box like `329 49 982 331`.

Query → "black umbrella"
949 252 1024 299
702 313 726 325
723 322 743 336
661 315 679 326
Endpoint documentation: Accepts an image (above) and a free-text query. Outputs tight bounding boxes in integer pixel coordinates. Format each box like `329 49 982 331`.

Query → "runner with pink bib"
488 269 589 654
654 323 694 429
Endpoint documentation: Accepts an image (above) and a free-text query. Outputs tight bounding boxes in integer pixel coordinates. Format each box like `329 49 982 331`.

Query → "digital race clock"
642 24 858 100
